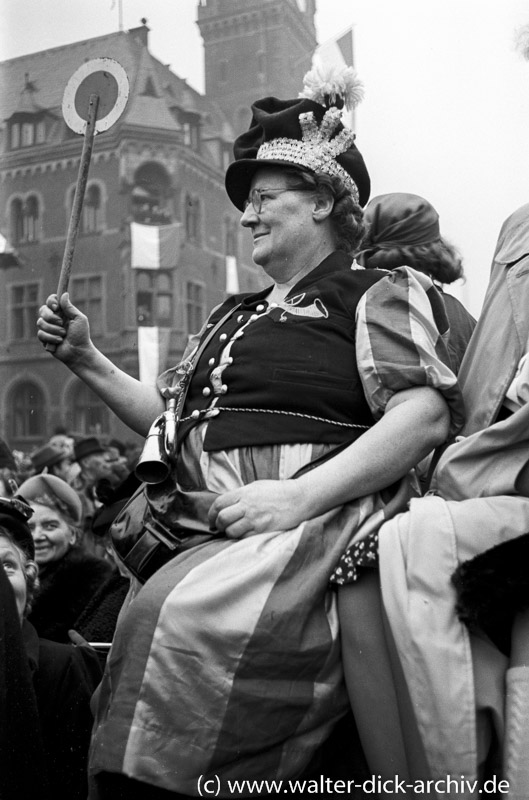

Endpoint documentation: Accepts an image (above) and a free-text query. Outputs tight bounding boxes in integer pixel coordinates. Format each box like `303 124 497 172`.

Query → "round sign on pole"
62 57 129 134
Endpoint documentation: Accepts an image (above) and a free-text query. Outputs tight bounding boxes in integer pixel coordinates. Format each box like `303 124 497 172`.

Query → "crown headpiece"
256 65 364 202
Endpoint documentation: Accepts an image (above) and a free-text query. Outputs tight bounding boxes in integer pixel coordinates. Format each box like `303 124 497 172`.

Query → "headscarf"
357 193 441 266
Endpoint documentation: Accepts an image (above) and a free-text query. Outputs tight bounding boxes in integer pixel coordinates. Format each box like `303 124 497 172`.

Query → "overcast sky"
3 0 529 315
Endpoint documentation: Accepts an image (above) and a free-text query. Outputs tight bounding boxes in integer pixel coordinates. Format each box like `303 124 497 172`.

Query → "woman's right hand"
37 292 92 365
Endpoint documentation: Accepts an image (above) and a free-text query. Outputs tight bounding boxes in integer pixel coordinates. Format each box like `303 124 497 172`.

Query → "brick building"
0 0 318 453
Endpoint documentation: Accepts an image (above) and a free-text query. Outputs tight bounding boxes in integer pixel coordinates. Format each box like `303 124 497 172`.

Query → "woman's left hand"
208 479 306 538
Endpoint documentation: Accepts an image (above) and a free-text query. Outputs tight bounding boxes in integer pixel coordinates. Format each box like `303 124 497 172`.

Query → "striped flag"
313 26 354 71
130 222 182 270
312 27 359 127
138 326 171 384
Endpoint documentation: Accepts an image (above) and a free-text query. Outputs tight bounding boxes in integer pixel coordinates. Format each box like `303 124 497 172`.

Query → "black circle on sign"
74 71 119 120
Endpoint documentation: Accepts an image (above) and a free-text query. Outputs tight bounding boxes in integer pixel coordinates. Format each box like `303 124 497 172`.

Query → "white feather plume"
514 24 529 61
300 64 364 111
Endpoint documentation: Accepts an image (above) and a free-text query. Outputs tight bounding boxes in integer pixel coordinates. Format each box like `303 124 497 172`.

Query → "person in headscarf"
341 201 529 796
356 192 476 373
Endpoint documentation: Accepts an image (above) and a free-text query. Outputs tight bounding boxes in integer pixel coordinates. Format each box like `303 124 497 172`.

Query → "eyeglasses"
243 186 308 214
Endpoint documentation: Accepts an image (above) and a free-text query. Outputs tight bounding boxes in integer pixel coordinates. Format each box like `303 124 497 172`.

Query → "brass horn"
135 416 171 484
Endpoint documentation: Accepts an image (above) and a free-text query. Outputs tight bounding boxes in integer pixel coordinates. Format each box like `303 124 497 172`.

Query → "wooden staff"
46 92 99 352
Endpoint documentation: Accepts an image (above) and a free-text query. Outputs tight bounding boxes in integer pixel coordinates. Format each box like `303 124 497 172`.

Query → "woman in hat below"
0 493 101 799
37 67 463 797
18 473 115 643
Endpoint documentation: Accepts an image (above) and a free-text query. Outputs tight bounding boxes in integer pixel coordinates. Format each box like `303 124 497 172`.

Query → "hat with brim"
74 436 106 463
30 443 66 473
0 496 35 560
225 95 370 212
16 474 82 526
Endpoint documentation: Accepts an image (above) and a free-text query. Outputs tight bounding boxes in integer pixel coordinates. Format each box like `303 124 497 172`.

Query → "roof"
0 25 233 141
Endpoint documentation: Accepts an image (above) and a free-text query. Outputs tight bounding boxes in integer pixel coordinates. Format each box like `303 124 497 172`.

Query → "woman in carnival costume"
37 66 462 798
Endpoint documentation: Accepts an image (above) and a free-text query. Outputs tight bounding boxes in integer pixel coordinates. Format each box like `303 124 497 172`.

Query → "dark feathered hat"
0 496 35 560
225 65 370 211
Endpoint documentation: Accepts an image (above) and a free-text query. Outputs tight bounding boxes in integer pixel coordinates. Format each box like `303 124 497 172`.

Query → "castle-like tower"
197 0 317 131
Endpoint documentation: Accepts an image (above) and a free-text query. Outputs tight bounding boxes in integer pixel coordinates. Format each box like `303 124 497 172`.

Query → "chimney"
129 18 150 47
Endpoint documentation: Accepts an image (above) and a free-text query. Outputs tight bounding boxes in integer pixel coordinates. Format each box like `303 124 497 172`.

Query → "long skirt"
89 435 388 796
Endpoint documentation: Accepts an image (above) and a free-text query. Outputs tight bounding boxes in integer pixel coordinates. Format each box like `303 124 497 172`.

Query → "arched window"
132 163 172 224
24 195 39 242
10 196 40 244
8 381 46 447
71 382 109 436
10 198 24 244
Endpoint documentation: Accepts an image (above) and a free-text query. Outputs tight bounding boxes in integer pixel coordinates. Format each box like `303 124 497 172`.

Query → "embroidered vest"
180 253 386 451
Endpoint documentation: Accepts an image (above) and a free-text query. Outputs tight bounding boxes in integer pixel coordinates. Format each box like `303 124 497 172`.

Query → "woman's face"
240 167 317 279
28 502 75 565
0 534 27 622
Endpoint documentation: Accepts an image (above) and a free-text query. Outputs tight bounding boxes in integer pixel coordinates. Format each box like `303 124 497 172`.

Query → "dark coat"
0 566 48 799
24 620 102 800
28 546 114 643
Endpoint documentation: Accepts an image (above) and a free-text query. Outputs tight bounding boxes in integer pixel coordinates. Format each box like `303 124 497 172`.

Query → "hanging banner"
131 222 182 269
225 255 239 295
138 326 171 384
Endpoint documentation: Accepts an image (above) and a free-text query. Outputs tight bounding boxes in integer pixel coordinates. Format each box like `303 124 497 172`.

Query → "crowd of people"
0 431 139 798
1 64 529 799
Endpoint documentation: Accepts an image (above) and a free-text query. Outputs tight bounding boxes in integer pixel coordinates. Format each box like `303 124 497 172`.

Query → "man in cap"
30 442 77 485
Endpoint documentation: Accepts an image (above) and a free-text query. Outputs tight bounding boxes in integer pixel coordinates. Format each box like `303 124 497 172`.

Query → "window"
8 114 47 149
72 382 109 435
71 276 103 335
24 196 39 241
185 281 205 335
69 184 103 233
36 119 46 143
83 184 103 233
8 381 45 445
10 199 24 244
180 111 201 152
10 196 40 244
21 122 34 147
132 163 172 224
136 270 173 326
10 123 20 149
10 283 39 339
185 195 201 243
